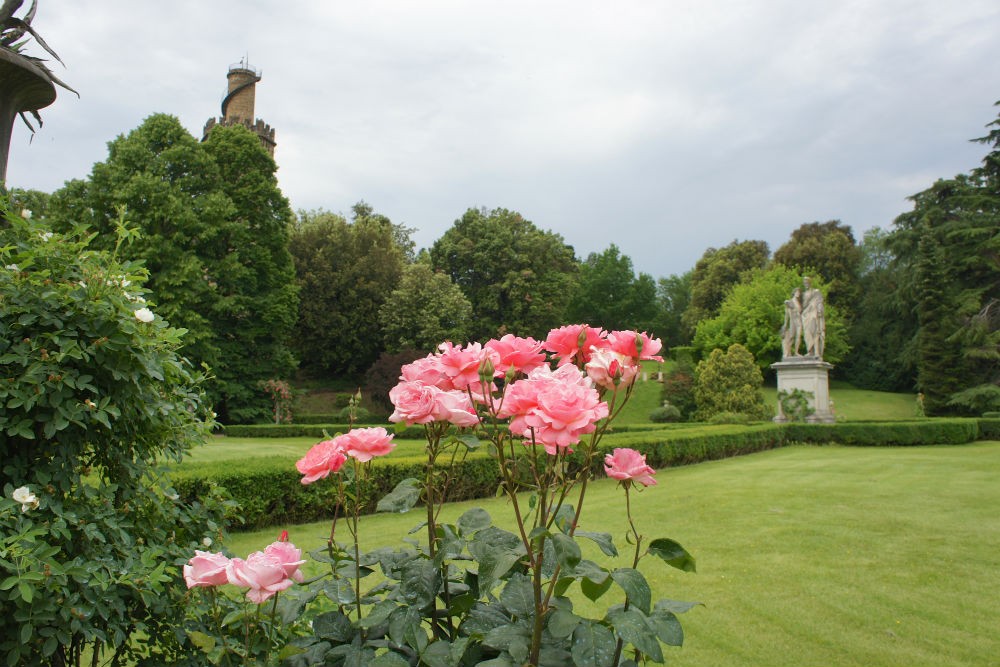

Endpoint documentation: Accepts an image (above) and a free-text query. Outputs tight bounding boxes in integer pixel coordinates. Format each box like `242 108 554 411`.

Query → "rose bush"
181 327 696 666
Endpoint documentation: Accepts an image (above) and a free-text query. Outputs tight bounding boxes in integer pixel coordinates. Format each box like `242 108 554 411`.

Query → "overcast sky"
7 1 1000 277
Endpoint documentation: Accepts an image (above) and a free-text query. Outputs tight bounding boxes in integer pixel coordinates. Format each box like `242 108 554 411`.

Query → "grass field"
223 442 1000 667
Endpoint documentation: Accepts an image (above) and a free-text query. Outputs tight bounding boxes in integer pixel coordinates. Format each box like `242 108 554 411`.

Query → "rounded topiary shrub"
1 206 226 665
649 403 682 423
693 343 773 421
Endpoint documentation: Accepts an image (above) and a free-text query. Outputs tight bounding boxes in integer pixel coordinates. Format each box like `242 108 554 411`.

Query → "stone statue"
800 276 825 358
780 287 802 359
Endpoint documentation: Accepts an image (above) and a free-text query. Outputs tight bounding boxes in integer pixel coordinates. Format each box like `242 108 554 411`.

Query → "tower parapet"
202 60 276 156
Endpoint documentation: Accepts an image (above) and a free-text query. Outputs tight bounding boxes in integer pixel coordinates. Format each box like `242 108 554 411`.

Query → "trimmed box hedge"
175 418 993 530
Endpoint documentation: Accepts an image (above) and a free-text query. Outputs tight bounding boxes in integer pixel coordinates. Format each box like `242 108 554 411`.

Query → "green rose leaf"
457 507 491 534
571 621 616 667
611 568 652 614
376 478 421 514
607 608 663 662
647 538 697 572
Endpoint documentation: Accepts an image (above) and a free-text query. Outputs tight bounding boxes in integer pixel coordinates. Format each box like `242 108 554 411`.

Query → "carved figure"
781 287 802 358
800 276 825 358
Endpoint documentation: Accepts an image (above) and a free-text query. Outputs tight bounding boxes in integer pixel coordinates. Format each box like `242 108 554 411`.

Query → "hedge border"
174 418 998 530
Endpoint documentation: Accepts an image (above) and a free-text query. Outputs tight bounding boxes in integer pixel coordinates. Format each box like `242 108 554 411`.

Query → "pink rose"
604 448 657 487
432 390 480 427
400 354 453 390
585 347 639 390
544 324 607 366
437 341 501 390
607 331 664 362
296 438 348 485
226 551 298 603
341 427 396 462
485 334 548 375
389 381 442 424
263 540 306 582
183 550 231 588
524 379 609 454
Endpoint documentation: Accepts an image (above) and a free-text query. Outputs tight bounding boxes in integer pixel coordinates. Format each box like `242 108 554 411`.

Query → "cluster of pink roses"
184 536 305 604
387 325 664 454
295 426 396 485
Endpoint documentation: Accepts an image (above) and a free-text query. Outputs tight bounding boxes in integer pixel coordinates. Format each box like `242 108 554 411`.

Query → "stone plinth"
771 357 835 423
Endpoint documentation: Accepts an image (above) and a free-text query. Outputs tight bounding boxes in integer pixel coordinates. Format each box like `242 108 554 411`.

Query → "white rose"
202 537 213 547
12 486 39 513
5 264 18 271
21 209 32 219
39 232 53 241
134 307 155 323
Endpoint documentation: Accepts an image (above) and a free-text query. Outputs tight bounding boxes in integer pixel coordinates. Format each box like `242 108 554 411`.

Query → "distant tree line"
9 101 1000 420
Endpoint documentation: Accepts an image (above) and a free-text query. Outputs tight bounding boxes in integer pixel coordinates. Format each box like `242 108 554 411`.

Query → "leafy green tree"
773 220 862 308
652 270 693 347
886 102 1000 410
681 239 770 333
430 207 578 340
692 265 848 371
5 187 50 218
45 115 298 423
0 207 227 664
693 343 772 421
565 244 658 331
379 263 473 352
840 228 915 391
290 205 406 377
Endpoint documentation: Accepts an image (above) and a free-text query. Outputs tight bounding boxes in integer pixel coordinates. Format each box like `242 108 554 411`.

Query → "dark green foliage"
566 244 659 332
652 271 693 347
772 220 862 308
44 115 298 423
364 348 425 412
0 207 228 664
681 239 770 333
661 366 696 421
649 404 682 423
289 206 407 376
783 419 980 446
693 344 772 421
378 263 473 353
430 207 579 340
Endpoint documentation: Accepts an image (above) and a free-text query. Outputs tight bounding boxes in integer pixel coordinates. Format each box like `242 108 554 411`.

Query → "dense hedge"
176 419 997 530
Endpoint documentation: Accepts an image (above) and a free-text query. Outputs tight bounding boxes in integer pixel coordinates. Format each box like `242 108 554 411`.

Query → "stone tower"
202 59 276 156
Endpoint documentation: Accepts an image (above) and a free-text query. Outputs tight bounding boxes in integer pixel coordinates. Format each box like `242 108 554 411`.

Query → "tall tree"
46 114 298 423
379 263 473 353
652 270 693 348
565 244 658 332
773 220 862 308
430 207 578 340
681 239 770 333
290 205 407 376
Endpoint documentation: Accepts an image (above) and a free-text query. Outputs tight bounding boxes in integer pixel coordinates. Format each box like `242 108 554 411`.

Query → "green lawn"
222 442 1000 667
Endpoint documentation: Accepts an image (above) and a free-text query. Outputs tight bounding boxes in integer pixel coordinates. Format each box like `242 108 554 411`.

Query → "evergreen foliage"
378 263 473 353
693 344 772 421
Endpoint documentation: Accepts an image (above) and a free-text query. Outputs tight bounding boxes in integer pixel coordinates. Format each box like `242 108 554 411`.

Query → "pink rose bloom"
485 334 548 375
400 354 453 390
389 381 442 424
604 448 658 487
263 540 306 582
607 331 664 362
183 550 231 588
341 427 396 462
296 438 348 485
432 390 480 427
519 375 609 454
585 347 639 390
544 324 607 366
437 341 501 390
226 551 298 603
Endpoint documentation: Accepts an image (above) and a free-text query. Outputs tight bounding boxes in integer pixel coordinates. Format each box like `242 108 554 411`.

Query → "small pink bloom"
485 334 548 375
296 438 348 485
226 551 298 603
586 347 639 390
263 540 306 582
341 427 396 462
607 331 664 362
544 324 607 366
183 550 231 588
604 448 658 487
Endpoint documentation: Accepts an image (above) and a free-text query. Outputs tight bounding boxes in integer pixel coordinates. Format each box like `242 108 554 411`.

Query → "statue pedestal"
771 358 835 423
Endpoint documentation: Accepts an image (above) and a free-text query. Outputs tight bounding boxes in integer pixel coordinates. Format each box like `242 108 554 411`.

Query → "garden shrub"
694 343 773 421
661 365 696 420
783 419 980 446
649 403 682 423
707 411 754 424
0 208 227 665
978 417 1000 439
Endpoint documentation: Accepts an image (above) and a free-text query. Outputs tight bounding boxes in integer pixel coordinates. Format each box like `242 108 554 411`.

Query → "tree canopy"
379 263 473 353
565 244 658 332
773 220 862 308
430 207 578 340
682 239 770 333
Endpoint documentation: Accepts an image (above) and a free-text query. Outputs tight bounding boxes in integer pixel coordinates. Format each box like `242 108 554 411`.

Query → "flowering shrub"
183 327 696 666
0 204 228 665
261 378 295 424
